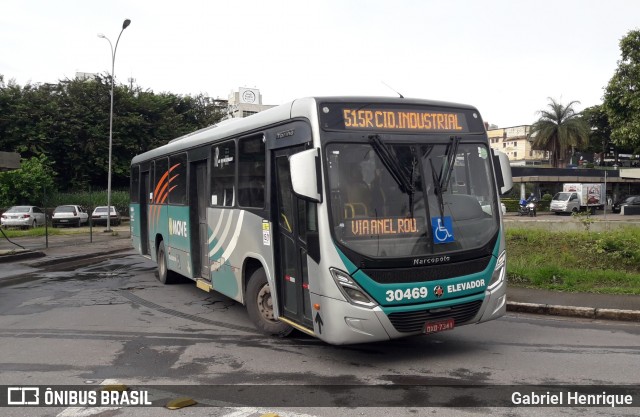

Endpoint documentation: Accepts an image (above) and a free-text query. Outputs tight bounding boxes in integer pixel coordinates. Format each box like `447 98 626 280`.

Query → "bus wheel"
246 268 292 337
156 241 177 284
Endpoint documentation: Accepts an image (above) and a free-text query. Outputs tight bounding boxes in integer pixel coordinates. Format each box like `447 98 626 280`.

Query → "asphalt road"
0 254 638 417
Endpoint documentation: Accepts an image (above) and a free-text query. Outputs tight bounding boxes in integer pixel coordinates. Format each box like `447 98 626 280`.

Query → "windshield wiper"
430 158 445 219
439 136 461 192
368 135 414 195
428 137 459 220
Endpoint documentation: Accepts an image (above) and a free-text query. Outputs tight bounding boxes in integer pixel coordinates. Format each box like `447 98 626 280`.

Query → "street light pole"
98 18 131 232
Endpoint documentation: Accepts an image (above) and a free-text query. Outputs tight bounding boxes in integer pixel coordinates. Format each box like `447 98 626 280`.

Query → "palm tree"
530 98 591 168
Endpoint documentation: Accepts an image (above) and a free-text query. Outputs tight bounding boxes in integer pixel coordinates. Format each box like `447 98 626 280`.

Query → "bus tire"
246 268 293 337
156 241 177 284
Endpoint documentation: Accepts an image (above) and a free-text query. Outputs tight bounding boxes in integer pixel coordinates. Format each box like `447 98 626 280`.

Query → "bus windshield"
326 138 499 258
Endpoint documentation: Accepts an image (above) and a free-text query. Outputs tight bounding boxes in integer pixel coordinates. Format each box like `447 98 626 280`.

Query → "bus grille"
387 300 483 333
362 256 491 284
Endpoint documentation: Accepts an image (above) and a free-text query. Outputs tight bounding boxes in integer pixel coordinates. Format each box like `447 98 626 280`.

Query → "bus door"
190 160 210 279
140 170 150 255
273 146 314 328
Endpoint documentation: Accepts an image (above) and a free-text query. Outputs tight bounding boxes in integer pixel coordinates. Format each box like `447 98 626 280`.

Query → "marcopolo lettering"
447 279 485 293
413 255 451 265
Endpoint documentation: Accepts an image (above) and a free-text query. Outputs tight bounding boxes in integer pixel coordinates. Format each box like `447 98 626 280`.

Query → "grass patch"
0 224 127 239
506 228 640 294
1 226 65 238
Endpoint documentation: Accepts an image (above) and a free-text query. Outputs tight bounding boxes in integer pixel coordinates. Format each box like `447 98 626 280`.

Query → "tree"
530 98 590 168
0 76 225 192
581 105 611 164
581 104 636 166
603 30 640 152
0 154 57 207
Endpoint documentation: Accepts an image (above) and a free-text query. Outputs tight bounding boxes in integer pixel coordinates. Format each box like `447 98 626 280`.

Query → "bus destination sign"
342 108 468 133
344 217 424 239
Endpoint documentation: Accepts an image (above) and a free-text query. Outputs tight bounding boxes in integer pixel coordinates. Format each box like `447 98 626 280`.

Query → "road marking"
56 379 123 417
55 380 320 417
220 408 317 417
57 407 120 417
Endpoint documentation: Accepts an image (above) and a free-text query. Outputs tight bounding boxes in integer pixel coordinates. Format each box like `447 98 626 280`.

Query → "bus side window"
168 153 187 205
130 165 140 203
211 140 236 207
276 157 294 233
238 135 265 208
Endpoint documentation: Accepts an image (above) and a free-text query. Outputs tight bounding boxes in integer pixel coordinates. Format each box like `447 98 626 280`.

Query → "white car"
91 206 121 226
1 205 47 229
52 205 89 227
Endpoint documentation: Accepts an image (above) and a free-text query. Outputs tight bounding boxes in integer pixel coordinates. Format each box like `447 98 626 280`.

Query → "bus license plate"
424 318 455 334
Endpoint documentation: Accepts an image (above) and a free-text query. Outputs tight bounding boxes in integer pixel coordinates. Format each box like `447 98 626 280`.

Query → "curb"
0 250 46 263
507 301 640 322
26 247 133 268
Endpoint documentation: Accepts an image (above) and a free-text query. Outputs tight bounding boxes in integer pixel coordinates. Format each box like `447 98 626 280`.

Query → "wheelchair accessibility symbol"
431 216 454 244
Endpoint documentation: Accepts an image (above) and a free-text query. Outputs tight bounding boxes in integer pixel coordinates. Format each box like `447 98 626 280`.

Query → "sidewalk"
0 231 638 322
507 287 640 322
0 231 133 280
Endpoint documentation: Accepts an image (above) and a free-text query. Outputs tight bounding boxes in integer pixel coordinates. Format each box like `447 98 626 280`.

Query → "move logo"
169 218 188 238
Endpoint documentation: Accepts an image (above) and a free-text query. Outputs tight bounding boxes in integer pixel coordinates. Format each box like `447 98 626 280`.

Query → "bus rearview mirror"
494 150 513 195
289 148 322 203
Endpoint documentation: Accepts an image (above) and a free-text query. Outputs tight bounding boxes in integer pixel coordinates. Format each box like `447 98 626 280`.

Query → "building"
75 72 98 81
0 152 20 172
488 125 549 166
225 88 276 119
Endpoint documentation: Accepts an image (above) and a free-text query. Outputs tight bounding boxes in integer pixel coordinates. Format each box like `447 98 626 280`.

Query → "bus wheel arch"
156 238 178 284
242 257 264 297
245 265 293 337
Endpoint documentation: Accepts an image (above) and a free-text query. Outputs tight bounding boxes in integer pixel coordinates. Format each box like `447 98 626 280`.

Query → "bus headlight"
488 250 506 290
330 268 378 309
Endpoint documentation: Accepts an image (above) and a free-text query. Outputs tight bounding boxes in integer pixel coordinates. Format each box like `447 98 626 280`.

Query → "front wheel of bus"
246 268 292 337
156 241 177 284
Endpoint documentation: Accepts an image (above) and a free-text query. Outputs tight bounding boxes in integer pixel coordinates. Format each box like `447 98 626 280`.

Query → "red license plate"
424 318 455 334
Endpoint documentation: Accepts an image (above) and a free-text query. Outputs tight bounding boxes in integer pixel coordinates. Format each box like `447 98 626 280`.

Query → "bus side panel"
207 208 273 304
148 203 169 262
130 203 142 254
167 204 194 279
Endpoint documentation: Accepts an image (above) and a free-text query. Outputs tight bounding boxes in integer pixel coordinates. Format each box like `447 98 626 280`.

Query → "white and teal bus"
130 97 513 345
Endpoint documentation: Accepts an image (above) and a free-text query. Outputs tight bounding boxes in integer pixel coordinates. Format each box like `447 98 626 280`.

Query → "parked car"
52 205 89 227
1 205 46 229
612 195 640 214
91 206 121 226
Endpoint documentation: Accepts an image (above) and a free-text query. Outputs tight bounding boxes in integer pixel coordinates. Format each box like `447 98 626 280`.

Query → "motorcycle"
518 199 537 217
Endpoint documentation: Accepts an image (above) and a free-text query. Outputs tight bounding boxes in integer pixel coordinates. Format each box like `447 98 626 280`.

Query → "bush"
502 197 550 212
502 198 520 212
46 189 130 215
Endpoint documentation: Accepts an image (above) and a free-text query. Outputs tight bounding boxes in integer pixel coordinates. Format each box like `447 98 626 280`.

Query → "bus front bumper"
309 279 506 345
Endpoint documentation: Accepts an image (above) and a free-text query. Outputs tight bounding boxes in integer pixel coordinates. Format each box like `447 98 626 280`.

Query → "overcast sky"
1 0 639 128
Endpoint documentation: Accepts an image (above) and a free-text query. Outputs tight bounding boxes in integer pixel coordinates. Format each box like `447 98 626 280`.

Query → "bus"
130 96 513 345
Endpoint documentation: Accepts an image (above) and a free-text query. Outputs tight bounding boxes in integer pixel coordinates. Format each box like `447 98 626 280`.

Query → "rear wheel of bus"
156 241 178 284
246 268 293 337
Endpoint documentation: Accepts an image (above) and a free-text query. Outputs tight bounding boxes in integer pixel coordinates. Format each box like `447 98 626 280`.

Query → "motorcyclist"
518 197 528 216
525 193 538 216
